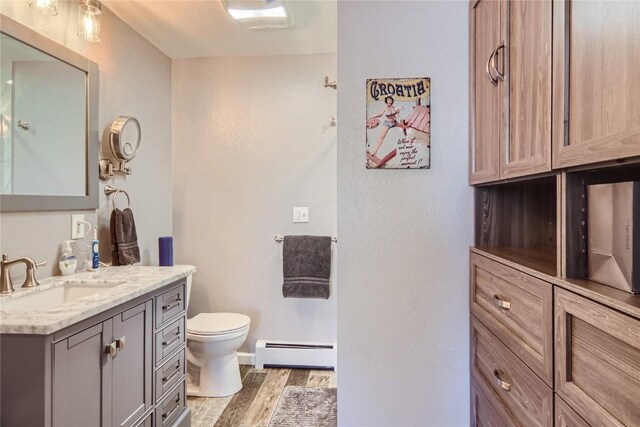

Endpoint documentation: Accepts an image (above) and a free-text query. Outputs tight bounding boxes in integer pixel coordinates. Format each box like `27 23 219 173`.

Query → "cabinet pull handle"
485 48 498 86
116 336 126 351
493 369 512 392
162 333 181 348
104 341 117 357
493 295 511 310
162 401 181 420
162 364 181 383
492 42 505 81
163 298 181 311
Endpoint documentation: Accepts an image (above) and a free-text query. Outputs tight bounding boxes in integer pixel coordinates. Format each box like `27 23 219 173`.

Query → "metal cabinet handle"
163 298 181 311
162 364 181 383
162 333 181 348
485 48 498 86
116 336 126 351
105 341 117 357
162 400 181 420
492 42 506 81
493 369 512 392
494 295 511 310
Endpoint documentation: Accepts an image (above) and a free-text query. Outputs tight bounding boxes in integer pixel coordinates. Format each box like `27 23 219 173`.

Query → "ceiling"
103 0 337 59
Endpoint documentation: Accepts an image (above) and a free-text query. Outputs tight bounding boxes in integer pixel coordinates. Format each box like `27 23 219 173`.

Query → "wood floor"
188 366 337 427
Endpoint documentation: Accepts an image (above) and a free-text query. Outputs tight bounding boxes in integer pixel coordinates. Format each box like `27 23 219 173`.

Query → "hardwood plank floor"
188 366 337 427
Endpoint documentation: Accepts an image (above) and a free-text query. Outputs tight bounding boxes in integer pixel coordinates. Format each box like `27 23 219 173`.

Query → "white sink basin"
0 281 127 312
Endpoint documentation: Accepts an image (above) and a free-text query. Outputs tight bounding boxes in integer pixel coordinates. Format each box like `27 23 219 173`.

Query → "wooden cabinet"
53 300 153 427
0 279 189 427
552 0 640 169
555 288 640 426
470 0 552 184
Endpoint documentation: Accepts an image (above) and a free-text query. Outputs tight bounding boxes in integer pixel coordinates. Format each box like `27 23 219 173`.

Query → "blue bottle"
91 226 100 271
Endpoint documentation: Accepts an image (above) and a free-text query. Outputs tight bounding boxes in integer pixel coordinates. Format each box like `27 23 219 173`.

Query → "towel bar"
275 235 337 243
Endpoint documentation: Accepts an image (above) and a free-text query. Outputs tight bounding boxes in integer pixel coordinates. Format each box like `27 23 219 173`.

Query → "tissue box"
587 181 640 293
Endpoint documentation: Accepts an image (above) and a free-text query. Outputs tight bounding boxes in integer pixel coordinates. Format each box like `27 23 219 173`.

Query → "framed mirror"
0 14 98 212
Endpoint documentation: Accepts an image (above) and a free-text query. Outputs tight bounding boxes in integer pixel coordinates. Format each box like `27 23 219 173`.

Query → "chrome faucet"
1 254 46 294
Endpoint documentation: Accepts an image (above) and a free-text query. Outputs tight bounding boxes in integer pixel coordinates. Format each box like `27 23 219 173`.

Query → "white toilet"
185 277 251 397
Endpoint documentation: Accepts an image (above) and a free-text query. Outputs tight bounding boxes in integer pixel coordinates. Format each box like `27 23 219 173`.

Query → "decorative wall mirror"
0 14 99 212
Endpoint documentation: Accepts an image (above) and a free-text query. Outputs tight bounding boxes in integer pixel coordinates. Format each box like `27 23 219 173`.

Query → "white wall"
0 1 172 279
337 1 471 426
172 54 337 352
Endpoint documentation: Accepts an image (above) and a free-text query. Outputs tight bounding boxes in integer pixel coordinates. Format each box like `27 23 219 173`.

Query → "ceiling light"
223 0 292 29
29 0 58 16
77 0 102 43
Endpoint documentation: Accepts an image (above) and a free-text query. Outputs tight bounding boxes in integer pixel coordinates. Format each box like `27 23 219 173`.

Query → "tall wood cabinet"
469 1 640 425
470 0 552 184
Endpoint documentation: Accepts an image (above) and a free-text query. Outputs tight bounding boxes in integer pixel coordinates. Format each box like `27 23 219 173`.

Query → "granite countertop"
0 265 196 335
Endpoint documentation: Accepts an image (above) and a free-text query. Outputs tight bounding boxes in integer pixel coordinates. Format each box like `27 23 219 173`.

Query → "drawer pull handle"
162 364 181 383
493 295 511 310
116 336 126 351
162 334 181 348
163 299 181 311
486 48 498 86
162 401 181 420
493 369 512 392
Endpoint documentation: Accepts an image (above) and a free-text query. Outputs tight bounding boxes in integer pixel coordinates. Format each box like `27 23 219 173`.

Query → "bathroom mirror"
0 15 98 212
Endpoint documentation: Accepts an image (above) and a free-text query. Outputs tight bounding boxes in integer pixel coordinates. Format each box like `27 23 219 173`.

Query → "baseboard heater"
255 340 337 371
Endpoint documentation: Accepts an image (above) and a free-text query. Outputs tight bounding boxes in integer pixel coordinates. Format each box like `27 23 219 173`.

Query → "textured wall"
337 1 472 425
172 54 337 352
0 1 172 280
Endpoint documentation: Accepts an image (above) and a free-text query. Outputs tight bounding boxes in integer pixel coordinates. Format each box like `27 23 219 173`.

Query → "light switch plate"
71 214 85 239
293 207 309 223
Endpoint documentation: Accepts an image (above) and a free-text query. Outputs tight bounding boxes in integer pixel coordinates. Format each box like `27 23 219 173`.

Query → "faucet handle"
1 254 8 262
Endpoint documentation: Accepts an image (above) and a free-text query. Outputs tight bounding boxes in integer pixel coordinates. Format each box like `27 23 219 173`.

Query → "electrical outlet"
293 207 309 223
71 214 85 239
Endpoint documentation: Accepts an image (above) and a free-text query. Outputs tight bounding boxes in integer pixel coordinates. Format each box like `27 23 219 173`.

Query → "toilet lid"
187 313 250 336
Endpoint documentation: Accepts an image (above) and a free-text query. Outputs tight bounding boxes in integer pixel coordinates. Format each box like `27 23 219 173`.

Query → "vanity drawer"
155 381 186 427
155 283 185 328
555 288 640 427
471 316 553 427
470 379 514 427
156 348 185 402
155 317 185 365
470 253 553 385
133 411 153 427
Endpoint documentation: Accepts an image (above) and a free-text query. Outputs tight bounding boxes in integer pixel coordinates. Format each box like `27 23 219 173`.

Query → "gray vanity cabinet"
52 300 153 427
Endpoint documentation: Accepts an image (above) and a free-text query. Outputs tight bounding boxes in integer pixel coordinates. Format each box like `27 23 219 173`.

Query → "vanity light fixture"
29 0 58 16
77 0 102 43
223 0 292 29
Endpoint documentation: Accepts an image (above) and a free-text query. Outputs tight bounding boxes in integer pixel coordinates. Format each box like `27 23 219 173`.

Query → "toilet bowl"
184 277 251 397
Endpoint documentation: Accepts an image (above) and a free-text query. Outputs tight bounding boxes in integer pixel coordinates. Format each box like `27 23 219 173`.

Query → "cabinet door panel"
502 0 552 178
112 300 153 427
53 321 112 427
553 0 640 168
470 0 504 184
555 288 640 426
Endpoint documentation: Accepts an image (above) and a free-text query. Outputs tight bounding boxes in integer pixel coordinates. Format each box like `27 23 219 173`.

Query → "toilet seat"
187 313 250 336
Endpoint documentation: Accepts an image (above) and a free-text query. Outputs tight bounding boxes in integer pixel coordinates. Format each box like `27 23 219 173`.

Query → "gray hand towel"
282 235 332 299
110 208 140 266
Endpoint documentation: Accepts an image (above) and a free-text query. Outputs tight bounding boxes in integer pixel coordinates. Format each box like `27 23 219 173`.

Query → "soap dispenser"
59 240 77 276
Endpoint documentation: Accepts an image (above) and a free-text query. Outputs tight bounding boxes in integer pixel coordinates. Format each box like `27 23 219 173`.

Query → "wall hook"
324 76 337 89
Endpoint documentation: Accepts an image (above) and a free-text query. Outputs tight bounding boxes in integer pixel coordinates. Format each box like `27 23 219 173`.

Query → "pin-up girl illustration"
366 96 407 157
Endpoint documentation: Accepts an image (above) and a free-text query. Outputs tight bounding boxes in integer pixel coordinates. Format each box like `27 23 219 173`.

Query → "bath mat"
269 386 337 427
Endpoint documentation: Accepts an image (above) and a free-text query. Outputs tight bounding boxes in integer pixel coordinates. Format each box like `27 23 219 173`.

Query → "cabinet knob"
105 341 117 357
116 336 126 351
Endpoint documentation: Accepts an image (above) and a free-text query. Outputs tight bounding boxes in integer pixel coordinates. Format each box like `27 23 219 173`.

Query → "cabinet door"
53 321 113 427
501 0 552 178
112 300 153 427
555 288 640 426
469 0 505 184
553 0 640 168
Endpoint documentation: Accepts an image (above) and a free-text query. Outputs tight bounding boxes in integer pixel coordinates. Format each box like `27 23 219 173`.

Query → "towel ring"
104 185 131 210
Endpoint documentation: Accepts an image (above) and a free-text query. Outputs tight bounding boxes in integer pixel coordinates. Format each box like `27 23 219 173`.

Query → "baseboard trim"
238 352 256 366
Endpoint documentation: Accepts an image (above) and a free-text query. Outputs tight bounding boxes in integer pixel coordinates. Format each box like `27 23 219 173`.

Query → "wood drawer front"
155 349 185 403
155 283 185 328
555 395 589 427
155 317 185 366
472 316 553 427
155 380 186 427
471 379 516 427
555 288 640 427
471 253 553 384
